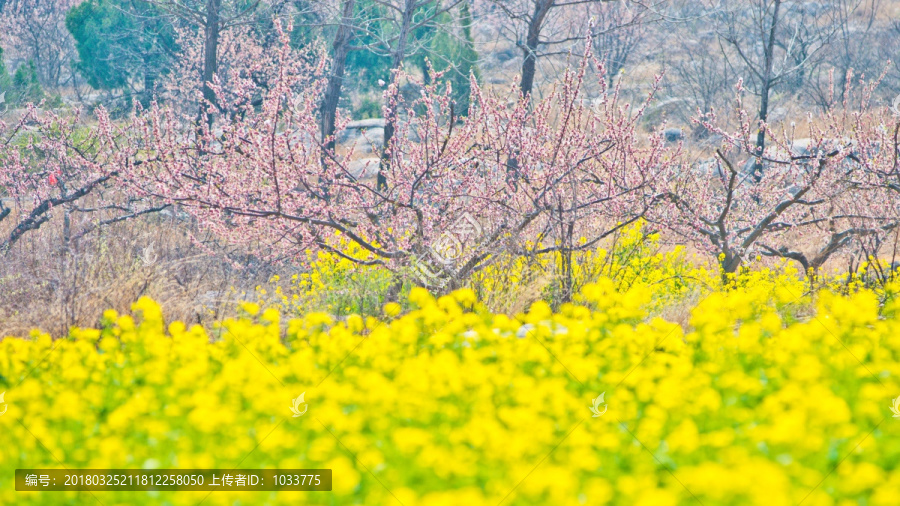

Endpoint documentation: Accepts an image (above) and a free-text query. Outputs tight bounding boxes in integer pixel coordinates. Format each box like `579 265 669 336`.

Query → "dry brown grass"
0 205 275 338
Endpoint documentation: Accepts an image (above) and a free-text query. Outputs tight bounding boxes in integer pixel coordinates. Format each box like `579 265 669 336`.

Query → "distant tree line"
1 0 482 120
2 0 898 134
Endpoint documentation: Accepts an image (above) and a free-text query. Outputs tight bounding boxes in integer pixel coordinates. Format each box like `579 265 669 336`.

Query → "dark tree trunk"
753 82 771 182
519 0 553 98
752 0 781 182
201 0 222 126
142 52 157 105
320 0 356 151
722 249 741 276
508 0 553 188
379 0 416 190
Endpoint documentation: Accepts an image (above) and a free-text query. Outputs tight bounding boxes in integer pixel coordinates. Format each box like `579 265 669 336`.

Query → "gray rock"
741 157 760 176
768 107 787 124
346 118 386 129
337 118 386 144
159 207 191 222
405 123 422 143
789 138 814 157
494 47 518 63
352 127 385 154
664 128 684 143
348 158 380 179
361 127 384 142
693 157 724 178
353 139 373 154
739 138 817 175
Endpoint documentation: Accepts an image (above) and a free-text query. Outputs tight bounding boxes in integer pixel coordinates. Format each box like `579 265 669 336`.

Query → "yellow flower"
383 302 402 317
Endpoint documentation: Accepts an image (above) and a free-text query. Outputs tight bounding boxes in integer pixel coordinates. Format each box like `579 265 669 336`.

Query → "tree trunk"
379 0 416 190
201 0 222 126
753 81 771 182
720 249 742 284
320 0 356 151
519 0 553 98
507 1 553 188
142 52 157 105
752 0 781 182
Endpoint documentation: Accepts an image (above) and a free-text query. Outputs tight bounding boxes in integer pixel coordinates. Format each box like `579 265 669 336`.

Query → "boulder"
348 158 380 179
789 138 814 157
352 127 385 154
405 123 422 143
336 117 437 147
693 157 725 178
346 118 386 129
664 128 684 143
494 47 518 63
337 118 386 144
768 107 787 124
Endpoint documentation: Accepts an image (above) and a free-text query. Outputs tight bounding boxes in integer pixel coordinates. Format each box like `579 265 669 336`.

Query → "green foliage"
289 0 327 50
413 1 479 114
338 0 479 118
66 0 177 101
255 243 403 319
0 46 9 104
456 1 480 112
354 93 383 119
0 60 51 107
343 0 393 92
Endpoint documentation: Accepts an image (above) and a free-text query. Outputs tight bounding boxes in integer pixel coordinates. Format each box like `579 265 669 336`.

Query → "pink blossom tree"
0 104 164 251
134 30 676 295
660 75 899 279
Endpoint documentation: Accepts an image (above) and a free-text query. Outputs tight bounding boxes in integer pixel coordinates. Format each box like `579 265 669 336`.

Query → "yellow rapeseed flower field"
2 265 900 504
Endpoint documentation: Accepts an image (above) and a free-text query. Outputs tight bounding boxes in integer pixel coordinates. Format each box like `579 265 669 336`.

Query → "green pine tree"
0 46 10 100
413 1 479 115
66 0 177 103
11 61 45 105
